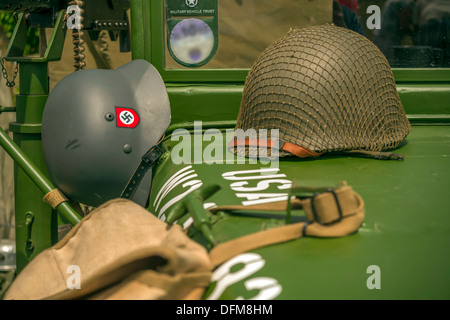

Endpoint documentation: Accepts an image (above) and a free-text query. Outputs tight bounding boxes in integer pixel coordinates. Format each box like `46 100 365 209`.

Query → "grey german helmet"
42 59 171 207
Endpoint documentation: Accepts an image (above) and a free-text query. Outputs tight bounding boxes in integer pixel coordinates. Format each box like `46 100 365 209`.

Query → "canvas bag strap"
209 185 364 267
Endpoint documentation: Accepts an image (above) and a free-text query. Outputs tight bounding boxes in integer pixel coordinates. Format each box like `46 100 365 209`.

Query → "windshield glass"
164 0 450 69
372 0 450 68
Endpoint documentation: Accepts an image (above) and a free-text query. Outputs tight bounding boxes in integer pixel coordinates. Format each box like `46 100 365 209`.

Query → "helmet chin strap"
120 138 165 202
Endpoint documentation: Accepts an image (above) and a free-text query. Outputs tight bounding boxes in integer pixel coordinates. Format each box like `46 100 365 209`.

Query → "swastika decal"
116 107 140 128
120 111 134 124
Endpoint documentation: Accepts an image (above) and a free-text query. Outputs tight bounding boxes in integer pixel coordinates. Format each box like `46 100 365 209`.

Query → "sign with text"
166 0 218 68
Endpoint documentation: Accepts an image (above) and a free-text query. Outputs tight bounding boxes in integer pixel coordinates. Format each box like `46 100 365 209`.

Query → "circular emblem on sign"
186 0 198 8
169 18 214 66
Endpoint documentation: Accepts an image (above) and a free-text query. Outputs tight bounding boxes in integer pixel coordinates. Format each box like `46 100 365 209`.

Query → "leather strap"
229 138 322 158
281 141 322 158
121 144 164 200
209 185 364 267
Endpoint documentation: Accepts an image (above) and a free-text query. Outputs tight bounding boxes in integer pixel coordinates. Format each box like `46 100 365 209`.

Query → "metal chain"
68 0 86 71
0 57 18 88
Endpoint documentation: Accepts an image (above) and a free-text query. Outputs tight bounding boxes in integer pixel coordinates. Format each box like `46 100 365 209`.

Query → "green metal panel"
130 0 146 60
393 69 450 83
167 84 244 123
148 122 450 299
398 84 450 114
8 61 57 273
3 11 69 273
0 127 82 226
164 82 450 124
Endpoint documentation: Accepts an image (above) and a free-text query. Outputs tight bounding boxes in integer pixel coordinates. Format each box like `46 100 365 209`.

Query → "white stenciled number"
207 253 282 300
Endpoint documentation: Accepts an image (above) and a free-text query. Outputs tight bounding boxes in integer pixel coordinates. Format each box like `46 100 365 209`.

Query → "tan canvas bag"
4 199 212 300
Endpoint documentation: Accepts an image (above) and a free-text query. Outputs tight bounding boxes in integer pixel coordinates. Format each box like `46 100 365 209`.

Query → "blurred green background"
0 11 39 56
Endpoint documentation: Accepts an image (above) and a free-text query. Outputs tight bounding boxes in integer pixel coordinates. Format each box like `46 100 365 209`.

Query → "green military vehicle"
0 0 449 300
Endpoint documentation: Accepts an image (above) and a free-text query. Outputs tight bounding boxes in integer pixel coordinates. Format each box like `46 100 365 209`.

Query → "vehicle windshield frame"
135 0 450 84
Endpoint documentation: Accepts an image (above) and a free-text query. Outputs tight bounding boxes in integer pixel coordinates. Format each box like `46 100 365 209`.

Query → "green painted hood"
147 122 450 300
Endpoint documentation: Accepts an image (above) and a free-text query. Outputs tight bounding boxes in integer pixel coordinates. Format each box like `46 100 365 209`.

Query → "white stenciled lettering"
158 180 202 220
230 179 292 192
235 193 289 206
222 168 292 206
222 168 286 181
152 165 204 220
153 166 197 211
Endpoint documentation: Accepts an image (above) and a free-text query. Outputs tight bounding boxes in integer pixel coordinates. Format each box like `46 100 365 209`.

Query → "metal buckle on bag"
310 188 343 225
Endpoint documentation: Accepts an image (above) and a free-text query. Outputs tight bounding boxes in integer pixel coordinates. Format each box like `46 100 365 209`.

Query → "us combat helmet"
42 59 171 207
233 25 411 160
